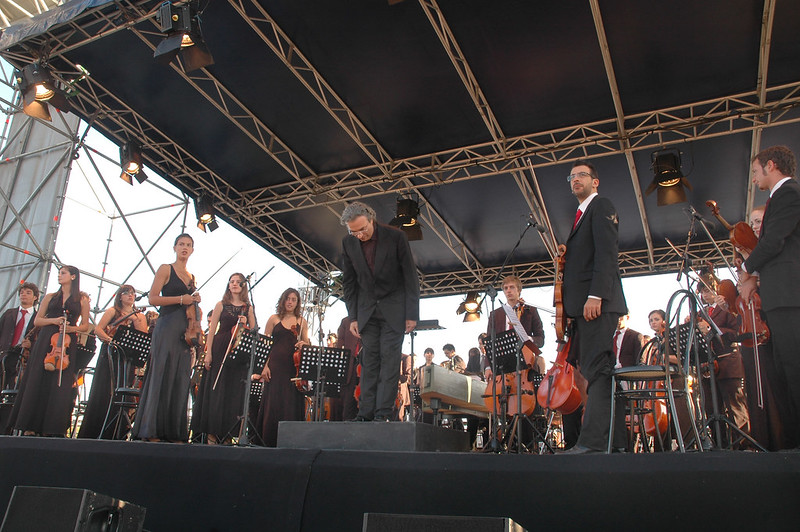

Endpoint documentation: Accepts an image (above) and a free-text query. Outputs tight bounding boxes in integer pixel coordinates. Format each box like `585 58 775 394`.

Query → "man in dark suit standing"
562 160 628 453
340 202 419 422
740 145 800 445
0 282 39 390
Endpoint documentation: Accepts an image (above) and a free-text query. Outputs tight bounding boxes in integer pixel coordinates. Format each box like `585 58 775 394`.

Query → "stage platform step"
277 421 470 451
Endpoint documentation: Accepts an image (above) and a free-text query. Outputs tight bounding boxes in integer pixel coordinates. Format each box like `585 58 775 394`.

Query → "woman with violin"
9 265 90 436
78 285 147 439
253 288 308 447
131 233 201 442
192 273 256 444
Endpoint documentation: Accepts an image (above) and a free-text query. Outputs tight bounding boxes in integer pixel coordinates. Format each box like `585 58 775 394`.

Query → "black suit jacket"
706 305 745 380
744 178 800 311
563 196 627 318
617 328 644 368
341 222 420 334
483 304 544 373
0 307 36 354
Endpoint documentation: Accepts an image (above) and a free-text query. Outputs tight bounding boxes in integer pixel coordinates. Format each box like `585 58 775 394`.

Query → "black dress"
131 266 193 441
256 321 304 447
192 304 249 441
8 293 81 435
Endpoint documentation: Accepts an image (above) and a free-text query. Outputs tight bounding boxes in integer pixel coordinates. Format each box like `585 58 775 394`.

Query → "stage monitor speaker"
363 513 526 532
1 486 146 532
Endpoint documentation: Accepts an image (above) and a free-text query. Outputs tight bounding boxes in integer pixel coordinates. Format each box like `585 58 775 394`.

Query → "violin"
184 297 204 349
291 323 310 393
536 245 582 414
706 200 759 256
44 312 71 387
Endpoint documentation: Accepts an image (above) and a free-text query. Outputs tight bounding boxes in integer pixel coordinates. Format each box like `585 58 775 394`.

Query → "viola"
44 314 71 382
536 244 582 414
184 298 204 349
706 200 759 256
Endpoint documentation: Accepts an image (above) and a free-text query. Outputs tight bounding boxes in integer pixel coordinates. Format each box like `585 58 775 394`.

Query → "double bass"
536 245 582 415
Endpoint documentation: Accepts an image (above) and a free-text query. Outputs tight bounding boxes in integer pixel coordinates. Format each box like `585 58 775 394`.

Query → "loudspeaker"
1 486 146 532
362 513 527 532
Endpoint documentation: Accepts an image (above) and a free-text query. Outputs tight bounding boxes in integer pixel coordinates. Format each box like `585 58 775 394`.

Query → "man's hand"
405 320 417 334
738 272 758 304
583 298 602 321
349 320 360 339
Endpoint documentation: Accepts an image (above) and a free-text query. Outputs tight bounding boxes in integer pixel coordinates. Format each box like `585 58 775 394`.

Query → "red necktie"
572 209 583 230
11 309 27 346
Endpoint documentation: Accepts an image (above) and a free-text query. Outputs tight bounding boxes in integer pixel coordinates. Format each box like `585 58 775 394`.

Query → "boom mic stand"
483 218 539 453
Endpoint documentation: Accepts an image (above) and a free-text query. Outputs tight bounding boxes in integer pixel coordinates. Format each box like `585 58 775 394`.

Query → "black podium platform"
277 421 470 452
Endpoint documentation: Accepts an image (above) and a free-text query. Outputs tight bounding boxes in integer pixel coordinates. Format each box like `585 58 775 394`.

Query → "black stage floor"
0 435 798 531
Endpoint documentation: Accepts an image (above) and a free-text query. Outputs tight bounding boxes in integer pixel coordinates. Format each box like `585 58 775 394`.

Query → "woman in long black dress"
254 288 308 447
131 233 201 442
9 265 90 436
193 273 256 444
78 285 148 439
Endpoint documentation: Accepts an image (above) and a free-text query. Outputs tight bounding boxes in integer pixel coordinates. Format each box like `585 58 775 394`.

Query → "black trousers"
763 306 800 445
358 309 404 419
575 311 625 451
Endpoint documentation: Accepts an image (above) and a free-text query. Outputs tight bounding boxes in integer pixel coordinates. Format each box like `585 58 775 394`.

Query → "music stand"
224 329 272 444
485 330 522 375
297 345 349 422
112 326 151 368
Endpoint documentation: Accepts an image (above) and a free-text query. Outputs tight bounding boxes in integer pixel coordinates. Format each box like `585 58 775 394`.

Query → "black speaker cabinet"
1 486 146 532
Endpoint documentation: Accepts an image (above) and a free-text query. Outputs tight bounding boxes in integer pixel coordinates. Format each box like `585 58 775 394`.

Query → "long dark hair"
55 265 81 309
276 288 302 319
113 285 135 319
222 273 251 306
465 347 482 374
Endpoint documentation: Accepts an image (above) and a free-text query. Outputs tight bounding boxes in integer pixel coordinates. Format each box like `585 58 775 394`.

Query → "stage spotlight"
195 193 219 233
14 63 72 121
463 311 481 323
389 195 423 241
456 291 481 318
154 1 214 73
645 148 693 206
119 140 148 184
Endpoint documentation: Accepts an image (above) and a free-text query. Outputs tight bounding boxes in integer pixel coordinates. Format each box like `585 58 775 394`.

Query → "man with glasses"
562 160 628 453
340 201 419 422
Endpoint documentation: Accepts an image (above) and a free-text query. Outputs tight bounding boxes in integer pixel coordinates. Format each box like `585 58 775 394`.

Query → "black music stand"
100 326 152 439
225 329 272 445
485 330 522 375
409 319 444 422
297 345 348 422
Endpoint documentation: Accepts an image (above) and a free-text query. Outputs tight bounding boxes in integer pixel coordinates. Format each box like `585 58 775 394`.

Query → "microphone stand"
483 218 538 453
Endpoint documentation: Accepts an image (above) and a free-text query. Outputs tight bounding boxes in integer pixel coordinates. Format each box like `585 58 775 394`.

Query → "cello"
536 245 582 415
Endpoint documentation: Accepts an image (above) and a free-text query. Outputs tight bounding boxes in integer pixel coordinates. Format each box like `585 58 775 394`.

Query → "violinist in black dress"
253 288 309 447
193 273 256 444
9 265 90 436
132 233 201 442
78 285 147 439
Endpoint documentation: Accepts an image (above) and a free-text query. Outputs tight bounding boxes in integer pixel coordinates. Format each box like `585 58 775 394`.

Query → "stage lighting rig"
14 62 72 121
119 140 148 184
154 1 214 73
646 148 693 206
195 193 219 233
389 194 423 241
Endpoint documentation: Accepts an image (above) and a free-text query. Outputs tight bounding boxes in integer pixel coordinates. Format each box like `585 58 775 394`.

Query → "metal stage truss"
0 1 793 297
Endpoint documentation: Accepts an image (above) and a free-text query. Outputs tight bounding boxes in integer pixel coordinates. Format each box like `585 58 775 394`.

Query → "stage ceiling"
2 0 800 297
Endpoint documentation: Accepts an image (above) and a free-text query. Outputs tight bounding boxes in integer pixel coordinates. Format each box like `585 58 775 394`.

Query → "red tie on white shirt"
572 209 582 230
11 309 27 346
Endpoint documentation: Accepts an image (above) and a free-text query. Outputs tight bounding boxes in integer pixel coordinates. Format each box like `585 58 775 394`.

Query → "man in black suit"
0 282 39 390
613 314 644 369
340 202 420 422
562 160 628 453
740 145 800 445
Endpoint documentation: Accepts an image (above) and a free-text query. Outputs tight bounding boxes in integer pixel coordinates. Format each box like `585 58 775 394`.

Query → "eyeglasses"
348 225 370 237
566 171 592 183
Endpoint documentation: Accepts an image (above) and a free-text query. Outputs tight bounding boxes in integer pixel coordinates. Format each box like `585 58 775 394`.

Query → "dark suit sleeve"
395 230 420 321
745 182 800 273
588 197 621 300
528 308 545 348
341 238 359 322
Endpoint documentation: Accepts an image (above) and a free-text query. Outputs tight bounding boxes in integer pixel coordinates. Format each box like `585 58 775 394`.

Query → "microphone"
135 291 149 302
245 272 255 282
687 206 715 228
527 215 547 233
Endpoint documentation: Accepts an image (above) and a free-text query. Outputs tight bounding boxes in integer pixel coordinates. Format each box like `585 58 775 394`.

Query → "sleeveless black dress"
256 321 304 446
9 292 82 435
131 266 193 441
192 304 249 441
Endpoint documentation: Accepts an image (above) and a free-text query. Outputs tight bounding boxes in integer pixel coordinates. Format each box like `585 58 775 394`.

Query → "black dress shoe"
349 415 372 422
373 415 391 422
561 445 602 455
